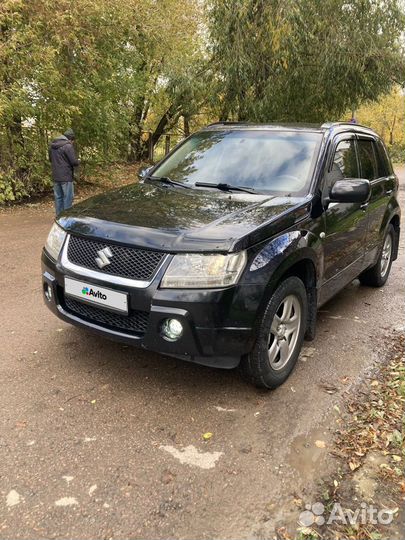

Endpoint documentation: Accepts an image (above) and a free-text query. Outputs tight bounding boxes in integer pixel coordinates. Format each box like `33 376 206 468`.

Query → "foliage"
0 0 404 202
0 0 204 201
353 87 405 162
207 0 405 122
314 333 405 540
272 334 404 540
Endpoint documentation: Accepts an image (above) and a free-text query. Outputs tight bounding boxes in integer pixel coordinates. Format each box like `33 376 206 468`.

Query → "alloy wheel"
380 234 393 278
268 294 302 370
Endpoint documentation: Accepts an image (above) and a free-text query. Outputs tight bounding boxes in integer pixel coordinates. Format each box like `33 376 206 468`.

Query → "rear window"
357 139 378 180
375 140 393 177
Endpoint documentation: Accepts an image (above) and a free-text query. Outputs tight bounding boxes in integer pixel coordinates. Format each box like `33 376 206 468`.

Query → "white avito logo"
299 503 325 526
299 501 396 527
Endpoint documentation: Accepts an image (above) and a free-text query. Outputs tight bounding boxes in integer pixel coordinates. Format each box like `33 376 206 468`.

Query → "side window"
326 140 359 191
375 140 393 177
357 139 378 180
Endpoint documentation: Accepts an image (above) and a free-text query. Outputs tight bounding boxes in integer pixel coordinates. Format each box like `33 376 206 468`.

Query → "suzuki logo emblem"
95 247 113 269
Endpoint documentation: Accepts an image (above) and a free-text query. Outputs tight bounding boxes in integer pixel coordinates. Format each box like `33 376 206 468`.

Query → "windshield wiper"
194 182 258 194
148 176 191 189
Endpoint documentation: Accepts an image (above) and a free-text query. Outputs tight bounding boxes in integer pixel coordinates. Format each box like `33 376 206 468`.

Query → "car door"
321 135 369 290
357 136 396 268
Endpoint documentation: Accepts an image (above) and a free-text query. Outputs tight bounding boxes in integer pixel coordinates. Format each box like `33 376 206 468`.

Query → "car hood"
58 182 311 252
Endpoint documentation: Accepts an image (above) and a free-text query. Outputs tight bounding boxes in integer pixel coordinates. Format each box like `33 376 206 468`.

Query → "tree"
0 0 147 199
353 86 405 161
126 0 205 161
1 0 404 203
0 0 206 200
354 87 404 146
207 0 405 122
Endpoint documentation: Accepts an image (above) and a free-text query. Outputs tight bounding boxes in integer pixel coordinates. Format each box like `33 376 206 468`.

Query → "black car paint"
58 183 307 253
42 123 401 368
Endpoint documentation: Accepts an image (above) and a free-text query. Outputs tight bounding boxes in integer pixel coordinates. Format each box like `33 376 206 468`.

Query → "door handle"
360 202 369 210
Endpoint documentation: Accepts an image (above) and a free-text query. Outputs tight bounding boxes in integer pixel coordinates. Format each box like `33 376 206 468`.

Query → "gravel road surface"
1 167 403 539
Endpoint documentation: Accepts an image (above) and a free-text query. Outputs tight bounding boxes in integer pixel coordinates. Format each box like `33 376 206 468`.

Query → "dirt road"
1 168 404 539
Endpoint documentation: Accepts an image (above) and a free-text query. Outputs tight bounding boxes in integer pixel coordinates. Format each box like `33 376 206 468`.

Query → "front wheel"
240 276 308 389
359 224 395 288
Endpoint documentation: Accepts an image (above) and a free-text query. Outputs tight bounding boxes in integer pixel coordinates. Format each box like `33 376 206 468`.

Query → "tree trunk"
183 114 190 137
151 103 182 147
219 99 230 121
389 115 396 146
128 100 146 163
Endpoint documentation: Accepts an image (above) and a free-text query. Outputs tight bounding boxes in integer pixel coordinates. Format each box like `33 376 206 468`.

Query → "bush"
0 169 26 203
0 165 52 204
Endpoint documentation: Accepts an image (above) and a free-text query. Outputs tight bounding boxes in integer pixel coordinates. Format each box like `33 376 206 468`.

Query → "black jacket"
48 136 79 183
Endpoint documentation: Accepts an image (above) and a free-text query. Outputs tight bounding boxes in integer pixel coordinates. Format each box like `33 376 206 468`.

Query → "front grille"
67 235 165 281
63 295 149 335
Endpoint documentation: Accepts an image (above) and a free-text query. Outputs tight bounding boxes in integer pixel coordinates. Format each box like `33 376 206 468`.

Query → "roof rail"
321 121 372 130
206 121 252 127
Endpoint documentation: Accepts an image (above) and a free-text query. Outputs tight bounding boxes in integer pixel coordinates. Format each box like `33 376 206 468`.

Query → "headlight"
161 251 247 288
45 222 67 261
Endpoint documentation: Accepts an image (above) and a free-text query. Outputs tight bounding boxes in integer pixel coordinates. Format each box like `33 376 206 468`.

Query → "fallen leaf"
298 526 319 537
315 440 326 448
202 432 213 440
320 383 338 394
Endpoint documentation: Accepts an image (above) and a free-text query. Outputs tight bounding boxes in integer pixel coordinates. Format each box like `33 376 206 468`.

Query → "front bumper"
42 250 256 369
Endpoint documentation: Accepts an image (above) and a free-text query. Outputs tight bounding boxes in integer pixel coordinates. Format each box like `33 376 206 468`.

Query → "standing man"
49 128 79 215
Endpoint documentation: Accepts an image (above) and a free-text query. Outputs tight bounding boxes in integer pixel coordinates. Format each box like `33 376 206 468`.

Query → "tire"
359 224 395 288
240 276 308 389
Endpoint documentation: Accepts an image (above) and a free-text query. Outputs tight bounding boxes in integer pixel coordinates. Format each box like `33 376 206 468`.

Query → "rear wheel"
240 276 307 389
359 225 394 288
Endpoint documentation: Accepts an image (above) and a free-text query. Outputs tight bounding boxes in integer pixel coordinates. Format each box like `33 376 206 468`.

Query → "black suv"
42 122 400 388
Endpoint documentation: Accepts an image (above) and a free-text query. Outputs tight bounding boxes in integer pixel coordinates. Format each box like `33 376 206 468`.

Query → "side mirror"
329 178 371 204
138 165 153 180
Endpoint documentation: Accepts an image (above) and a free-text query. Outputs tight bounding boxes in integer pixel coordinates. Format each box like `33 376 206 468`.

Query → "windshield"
151 130 322 195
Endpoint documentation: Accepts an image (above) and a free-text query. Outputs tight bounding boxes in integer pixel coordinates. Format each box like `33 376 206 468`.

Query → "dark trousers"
54 182 74 215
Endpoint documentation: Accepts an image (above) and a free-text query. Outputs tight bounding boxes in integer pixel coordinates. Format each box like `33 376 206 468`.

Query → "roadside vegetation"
0 0 404 204
295 332 405 540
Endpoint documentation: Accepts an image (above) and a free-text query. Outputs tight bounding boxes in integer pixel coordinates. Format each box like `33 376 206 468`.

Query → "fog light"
161 318 183 341
44 283 52 302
